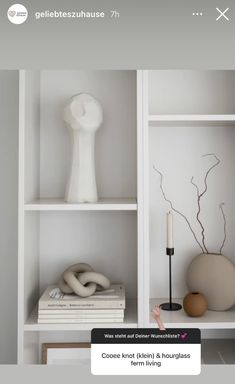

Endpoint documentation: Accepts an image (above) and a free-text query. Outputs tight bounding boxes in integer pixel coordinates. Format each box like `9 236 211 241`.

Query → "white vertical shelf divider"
18 70 41 364
137 70 150 327
137 70 144 327
18 70 25 365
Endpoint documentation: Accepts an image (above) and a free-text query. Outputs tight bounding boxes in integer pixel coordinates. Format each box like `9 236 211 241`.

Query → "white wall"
149 70 235 114
0 71 18 364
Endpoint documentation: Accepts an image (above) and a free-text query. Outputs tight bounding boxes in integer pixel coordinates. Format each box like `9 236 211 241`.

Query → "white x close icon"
216 7 229 21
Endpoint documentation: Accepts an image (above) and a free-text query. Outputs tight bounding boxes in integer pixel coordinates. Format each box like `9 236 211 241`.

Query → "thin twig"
219 203 226 254
153 165 204 253
191 176 208 253
200 154 221 199
190 154 221 253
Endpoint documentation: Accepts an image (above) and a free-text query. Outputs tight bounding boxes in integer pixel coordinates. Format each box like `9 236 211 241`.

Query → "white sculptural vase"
64 93 103 203
65 130 97 203
186 253 235 311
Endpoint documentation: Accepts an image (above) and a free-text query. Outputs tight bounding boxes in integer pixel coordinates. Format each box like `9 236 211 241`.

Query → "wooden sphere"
183 292 208 317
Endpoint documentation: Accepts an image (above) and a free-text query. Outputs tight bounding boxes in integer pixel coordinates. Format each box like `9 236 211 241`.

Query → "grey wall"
0 71 18 364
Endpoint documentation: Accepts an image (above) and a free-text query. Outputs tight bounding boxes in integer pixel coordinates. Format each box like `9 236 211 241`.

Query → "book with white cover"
38 318 124 324
38 309 124 315
39 284 125 310
38 313 124 319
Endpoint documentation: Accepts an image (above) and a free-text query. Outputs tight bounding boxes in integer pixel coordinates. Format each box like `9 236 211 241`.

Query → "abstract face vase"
63 93 103 203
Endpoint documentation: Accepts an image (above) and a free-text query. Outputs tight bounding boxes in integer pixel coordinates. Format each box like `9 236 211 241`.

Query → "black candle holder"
160 248 182 311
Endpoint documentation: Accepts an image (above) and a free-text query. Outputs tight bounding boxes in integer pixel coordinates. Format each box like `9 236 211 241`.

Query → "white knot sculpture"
58 263 111 298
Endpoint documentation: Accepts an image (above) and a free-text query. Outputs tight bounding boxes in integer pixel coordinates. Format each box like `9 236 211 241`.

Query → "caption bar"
91 328 201 375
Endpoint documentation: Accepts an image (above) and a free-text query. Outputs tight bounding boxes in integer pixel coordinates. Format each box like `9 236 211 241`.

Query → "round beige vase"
186 253 235 311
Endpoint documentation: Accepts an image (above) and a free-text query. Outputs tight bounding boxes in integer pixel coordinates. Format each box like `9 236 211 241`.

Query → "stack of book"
38 284 125 324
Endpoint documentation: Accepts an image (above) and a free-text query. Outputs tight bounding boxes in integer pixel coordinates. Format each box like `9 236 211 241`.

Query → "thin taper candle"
167 211 174 249
161 211 181 311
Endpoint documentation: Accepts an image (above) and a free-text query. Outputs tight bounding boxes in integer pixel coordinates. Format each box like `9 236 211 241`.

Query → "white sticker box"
91 328 201 375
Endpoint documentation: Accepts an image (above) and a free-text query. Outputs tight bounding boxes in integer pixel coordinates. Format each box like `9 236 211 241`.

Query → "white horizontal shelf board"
149 115 235 127
24 299 137 331
150 299 235 329
24 198 138 211
148 114 235 122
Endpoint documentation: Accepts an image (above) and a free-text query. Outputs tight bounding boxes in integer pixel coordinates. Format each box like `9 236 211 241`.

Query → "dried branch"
153 165 204 253
190 154 221 254
190 176 208 253
219 203 226 254
200 154 221 199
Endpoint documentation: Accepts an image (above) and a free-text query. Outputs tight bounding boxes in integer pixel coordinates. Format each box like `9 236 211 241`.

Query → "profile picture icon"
7 4 28 24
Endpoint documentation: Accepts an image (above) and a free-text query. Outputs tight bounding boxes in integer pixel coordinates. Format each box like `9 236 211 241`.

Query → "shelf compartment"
148 70 235 116
24 299 137 331
150 299 235 329
23 70 137 203
24 198 138 211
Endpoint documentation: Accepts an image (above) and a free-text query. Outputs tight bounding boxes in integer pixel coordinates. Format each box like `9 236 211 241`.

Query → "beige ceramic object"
186 253 235 311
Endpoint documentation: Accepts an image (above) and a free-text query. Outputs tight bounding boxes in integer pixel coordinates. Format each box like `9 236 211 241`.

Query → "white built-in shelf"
148 115 235 126
150 299 235 329
24 198 138 211
24 300 137 331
